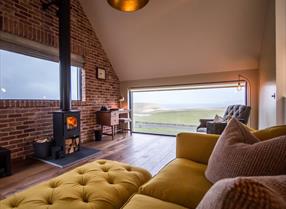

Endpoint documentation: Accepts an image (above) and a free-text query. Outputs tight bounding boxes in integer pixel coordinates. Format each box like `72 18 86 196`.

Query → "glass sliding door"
130 83 246 136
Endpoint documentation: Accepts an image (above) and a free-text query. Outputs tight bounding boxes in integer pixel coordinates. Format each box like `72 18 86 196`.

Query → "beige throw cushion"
197 175 286 209
205 118 286 183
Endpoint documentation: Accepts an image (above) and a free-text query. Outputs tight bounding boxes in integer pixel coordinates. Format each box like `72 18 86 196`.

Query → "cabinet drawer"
111 111 118 118
111 118 119 125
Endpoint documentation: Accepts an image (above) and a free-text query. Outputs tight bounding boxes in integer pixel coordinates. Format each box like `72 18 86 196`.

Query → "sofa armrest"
176 132 219 164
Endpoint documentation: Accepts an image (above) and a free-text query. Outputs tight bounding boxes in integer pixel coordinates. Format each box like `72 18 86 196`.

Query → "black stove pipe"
58 0 71 111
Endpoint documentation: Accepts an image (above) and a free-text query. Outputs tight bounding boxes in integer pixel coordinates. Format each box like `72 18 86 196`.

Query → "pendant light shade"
107 0 149 12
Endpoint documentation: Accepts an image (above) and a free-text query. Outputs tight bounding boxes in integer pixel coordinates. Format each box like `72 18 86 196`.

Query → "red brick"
0 0 120 159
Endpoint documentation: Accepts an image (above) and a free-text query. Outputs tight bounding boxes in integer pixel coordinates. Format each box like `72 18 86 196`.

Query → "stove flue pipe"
58 0 71 111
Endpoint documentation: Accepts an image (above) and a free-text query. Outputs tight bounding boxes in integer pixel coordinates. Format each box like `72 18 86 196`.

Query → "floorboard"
0 133 176 199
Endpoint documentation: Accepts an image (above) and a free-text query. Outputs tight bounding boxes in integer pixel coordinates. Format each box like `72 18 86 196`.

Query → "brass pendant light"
107 0 149 12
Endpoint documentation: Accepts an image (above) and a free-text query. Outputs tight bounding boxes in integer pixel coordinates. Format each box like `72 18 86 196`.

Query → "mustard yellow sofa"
1 125 285 209
121 125 286 209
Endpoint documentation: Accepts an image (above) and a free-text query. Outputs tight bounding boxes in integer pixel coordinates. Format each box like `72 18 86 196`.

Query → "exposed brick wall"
0 0 120 159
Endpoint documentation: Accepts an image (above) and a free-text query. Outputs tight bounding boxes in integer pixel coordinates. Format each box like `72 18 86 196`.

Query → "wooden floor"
0 133 176 199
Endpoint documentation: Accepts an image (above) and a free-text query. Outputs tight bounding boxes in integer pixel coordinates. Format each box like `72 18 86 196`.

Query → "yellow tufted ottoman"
0 160 151 209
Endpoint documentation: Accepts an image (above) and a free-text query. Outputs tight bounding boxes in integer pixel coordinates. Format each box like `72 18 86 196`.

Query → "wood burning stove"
43 0 81 157
53 110 80 155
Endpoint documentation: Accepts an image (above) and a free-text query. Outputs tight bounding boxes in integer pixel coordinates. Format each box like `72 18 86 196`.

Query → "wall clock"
96 67 106 80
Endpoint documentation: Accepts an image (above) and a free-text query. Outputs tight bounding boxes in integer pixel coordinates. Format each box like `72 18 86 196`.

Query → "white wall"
259 0 276 128
276 0 286 124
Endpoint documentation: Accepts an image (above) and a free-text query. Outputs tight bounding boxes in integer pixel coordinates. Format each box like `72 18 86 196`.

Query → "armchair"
196 105 251 134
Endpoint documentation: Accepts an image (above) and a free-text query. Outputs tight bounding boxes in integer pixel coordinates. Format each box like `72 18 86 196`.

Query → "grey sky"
0 50 79 100
133 87 245 108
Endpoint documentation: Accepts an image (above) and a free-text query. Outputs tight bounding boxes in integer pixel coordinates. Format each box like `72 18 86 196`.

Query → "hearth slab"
34 147 101 168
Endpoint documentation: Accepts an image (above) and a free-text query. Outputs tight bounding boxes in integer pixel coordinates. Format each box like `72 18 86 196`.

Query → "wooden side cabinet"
96 110 131 140
96 111 119 140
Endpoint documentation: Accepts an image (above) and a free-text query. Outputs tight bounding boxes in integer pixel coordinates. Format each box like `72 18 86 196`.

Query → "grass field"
134 127 196 135
133 108 225 135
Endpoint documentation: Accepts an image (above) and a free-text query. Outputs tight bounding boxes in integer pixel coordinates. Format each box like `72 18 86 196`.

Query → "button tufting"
9 197 25 208
49 181 60 188
10 202 18 208
46 197 53 205
102 167 109 172
1 161 152 209
79 181 87 186
78 177 89 186
47 201 53 205
107 178 114 184
77 170 85 175
98 160 106 165
82 195 89 203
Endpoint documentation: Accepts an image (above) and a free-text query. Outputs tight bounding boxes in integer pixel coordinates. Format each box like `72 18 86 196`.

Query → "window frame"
74 66 83 101
129 81 248 136
0 32 84 101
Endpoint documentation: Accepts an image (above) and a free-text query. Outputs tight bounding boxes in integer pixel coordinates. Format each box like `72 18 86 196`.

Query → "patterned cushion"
197 175 286 209
205 118 286 183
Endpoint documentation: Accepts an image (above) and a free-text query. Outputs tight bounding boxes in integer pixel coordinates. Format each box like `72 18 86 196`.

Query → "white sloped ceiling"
80 0 269 81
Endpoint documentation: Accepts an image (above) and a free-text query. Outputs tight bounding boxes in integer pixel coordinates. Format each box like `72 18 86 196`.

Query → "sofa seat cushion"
139 158 212 209
0 160 151 209
122 194 188 209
